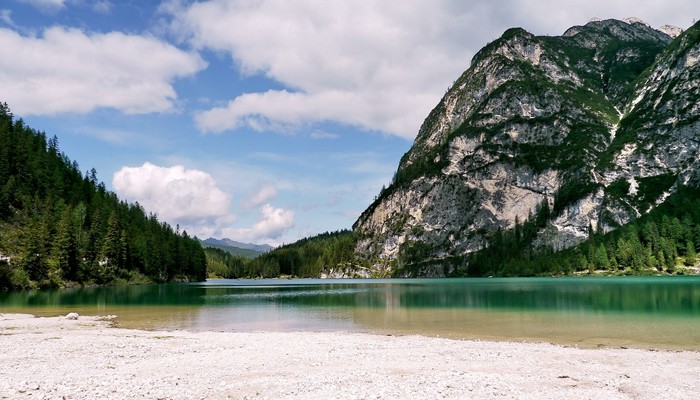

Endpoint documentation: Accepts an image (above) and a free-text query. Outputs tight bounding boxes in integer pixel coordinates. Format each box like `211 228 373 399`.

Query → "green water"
1 277 699 349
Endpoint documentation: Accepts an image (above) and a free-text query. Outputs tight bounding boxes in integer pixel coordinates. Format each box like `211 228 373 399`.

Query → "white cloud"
0 26 206 116
112 161 295 244
168 0 480 139
244 185 278 209
168 0 697 140
219 204 295 244
112 162 231 225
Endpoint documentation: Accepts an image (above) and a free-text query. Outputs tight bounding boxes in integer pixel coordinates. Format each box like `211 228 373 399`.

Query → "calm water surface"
2 277 699 349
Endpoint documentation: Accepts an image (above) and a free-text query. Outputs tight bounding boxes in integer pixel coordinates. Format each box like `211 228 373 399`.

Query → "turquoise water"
1 277 699 349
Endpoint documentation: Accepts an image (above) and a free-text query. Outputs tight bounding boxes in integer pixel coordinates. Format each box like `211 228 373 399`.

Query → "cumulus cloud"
112 162 231 225
220 204 295 244
168 0 481 139
167 0 697 139
0 26 206 116
112 162 295 244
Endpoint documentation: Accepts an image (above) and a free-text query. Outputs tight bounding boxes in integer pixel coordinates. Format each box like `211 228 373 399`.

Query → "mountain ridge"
202 238 274 254
353 18 700 276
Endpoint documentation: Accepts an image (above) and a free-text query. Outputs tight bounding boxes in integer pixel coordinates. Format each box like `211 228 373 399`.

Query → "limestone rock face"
354 19 700 276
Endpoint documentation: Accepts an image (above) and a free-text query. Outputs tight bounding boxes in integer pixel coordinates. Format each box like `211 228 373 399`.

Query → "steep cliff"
354 19 699 276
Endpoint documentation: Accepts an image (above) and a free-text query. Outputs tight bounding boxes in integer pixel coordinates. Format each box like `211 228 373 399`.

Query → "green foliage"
635 174 676 208
394 240 435 277
0 103 207 289
606 178 631 199
553 179 600 216
200 241 264 259
54 206 79 281
248 230 361 278
460 201 556 277
461 187 700 277
204 247 252 279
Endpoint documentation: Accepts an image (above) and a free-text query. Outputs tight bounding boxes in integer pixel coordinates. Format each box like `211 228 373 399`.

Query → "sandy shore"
1 314 698 399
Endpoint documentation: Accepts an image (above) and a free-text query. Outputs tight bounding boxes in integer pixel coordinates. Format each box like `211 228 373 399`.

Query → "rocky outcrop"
354 19 699 276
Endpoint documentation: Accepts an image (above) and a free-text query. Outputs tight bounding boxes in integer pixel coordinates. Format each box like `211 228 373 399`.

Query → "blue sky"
1 0 696 245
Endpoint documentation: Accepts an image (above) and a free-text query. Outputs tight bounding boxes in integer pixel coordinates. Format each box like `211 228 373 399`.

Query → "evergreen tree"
594 244 610 270
55 206 79 281
23 217 51 283
685 240 696 267
103 212 126 275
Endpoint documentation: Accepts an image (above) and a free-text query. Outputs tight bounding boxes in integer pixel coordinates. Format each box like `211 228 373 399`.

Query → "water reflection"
1 277 699 349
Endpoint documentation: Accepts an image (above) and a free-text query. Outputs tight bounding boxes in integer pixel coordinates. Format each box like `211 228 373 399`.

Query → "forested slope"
0 103 206 289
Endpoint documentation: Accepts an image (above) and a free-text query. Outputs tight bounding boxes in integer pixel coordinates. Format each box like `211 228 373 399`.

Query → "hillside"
0 104 206 289
201 238 272 257
352 18 700 276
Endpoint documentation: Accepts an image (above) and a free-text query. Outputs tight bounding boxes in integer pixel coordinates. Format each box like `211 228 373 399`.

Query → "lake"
1 276 699 350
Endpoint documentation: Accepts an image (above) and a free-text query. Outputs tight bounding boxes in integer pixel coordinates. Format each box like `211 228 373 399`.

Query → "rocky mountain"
354 18 699 276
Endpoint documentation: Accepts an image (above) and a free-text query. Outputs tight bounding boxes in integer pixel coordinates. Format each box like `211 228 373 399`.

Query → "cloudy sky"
1 0 696 245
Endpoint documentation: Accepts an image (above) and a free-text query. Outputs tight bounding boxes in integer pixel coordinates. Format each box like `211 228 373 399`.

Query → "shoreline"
1 313 699 399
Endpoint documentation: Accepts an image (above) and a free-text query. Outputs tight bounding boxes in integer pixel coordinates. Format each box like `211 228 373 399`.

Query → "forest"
240 188 700 278
205 230 361 279
461 186 700 277
0 103 206 290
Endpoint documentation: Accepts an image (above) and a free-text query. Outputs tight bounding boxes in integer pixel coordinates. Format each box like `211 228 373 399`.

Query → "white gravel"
1 313 698 399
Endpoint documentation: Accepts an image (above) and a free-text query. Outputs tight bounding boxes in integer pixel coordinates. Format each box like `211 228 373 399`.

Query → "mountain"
353 18 700 276
0 104 207 289
202 238 273 254
200 238 272 259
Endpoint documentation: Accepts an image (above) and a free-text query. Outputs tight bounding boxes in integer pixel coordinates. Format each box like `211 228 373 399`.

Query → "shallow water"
2 276 699 349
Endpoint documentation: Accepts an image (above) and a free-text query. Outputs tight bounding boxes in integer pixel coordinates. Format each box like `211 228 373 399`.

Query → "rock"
354 18 700 276
65 313 80 320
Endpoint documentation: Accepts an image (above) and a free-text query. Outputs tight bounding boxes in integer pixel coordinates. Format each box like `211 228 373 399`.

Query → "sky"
0 0 696 246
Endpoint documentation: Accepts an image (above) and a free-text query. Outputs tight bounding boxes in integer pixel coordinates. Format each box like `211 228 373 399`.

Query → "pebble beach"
1 313 698 399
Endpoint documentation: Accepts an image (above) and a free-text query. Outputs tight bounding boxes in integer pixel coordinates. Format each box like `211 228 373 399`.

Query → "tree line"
205 230 361 279
0 103 206 289
461 186 700 277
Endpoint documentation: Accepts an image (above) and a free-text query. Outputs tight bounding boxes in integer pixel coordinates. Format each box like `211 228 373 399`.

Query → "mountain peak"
659 24 684 38
622 17 651 27
354 18 700 276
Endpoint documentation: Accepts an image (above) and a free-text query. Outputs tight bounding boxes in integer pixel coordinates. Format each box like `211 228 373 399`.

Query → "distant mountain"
201 238 273 258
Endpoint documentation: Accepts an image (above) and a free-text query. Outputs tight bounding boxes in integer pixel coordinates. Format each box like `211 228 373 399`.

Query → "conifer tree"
103 212 126 273
55 206 79 281
23 217 50 283
685 240 696 267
